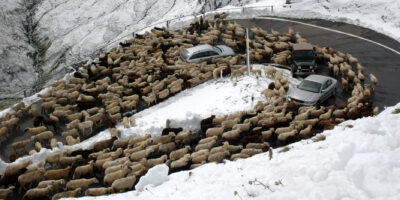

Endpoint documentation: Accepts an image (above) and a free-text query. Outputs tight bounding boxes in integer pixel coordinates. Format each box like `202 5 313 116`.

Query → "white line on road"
256 16 400 56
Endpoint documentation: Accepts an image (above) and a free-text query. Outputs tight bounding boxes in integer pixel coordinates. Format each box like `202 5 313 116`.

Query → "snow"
135 164 169 191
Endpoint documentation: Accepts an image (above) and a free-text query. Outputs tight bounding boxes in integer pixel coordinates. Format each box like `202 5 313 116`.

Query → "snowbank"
135 164 169 191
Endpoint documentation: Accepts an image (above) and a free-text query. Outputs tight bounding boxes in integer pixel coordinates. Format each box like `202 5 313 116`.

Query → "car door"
321 79 333 102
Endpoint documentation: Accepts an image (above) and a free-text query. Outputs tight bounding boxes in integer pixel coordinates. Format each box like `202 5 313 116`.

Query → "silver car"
286 74 337 106
180 44 235 63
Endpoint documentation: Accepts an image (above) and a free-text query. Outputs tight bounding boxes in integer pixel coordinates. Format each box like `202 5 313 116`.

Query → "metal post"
271 6 274 14
246 28 250 76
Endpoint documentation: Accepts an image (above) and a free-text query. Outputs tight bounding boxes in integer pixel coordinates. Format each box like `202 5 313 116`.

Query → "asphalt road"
236 17 400 109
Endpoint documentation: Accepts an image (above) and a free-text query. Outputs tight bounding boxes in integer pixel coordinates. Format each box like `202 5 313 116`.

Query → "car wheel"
315 101 321 109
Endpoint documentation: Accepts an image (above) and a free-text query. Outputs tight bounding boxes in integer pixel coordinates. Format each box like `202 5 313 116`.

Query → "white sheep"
25 126 47 135
191 149 210 164
170 146 191 161
66 136 80 145
85 187 113 196
111 175 137 193
73 161 94 179
205 127 224 137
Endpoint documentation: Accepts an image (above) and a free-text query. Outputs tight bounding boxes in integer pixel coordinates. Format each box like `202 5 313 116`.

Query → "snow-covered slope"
63 78 400 200
0 0 36 99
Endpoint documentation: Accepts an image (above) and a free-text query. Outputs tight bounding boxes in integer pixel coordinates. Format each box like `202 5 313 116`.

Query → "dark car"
289 43 317 77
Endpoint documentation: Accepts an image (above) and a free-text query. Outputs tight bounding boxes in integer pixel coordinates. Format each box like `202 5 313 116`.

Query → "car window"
298 80 321 93
207 51 219 56
190 53 201 60
323 79 332 90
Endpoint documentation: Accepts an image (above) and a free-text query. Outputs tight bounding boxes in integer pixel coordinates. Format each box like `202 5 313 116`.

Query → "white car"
286 74 337 106
180 44 235 63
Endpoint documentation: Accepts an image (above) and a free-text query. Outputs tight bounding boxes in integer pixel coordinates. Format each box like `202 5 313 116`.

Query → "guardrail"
3 5 274 100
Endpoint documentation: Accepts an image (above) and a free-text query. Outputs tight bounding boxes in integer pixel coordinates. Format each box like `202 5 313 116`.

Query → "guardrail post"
271 6 274 14
246 28 250 76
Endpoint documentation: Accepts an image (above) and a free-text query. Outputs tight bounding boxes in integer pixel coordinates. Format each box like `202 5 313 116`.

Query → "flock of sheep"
0 13 380 199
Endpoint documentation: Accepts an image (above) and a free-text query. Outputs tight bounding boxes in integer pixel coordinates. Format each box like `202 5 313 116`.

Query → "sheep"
231 153 250 161
104 166 131 185
78 94 95 102
11 139 31 153
31 130 53 143
108 112 122 122
277 129 297 143
146 155 168 168
195 139 216 152
73 160 94 179
232 122 251 132
2 117 19 130
152 132 175 144
67 119 80 130
62 128 79 137
274 124 296 135
299 124 313 137
111 175 137 193
23 185 53 200
94 157 113 171
246 142 269 150
0 186 15 199
333 108 348 118
128 134 151 146
66 136 80 145
66 178 99 190
123 117 130 128
159 142 176 155
208 150 229 163
52 188 82 200
66 112 82 122
222 129 241 142
158 88 170 99
198 136 217 145
37 179 65 190
103 157 129 170
206 127 224 137
370 73 378 89
18 168 45 193
221 118 240 130
171 154 191 169
110 127 119 138
261 128 274 141
130 149 153 161
85 187 114 196
25 126 47 135
104 162 129 175
34 141 42 152
0 126 8 140
93 136 117 151
170 146 191 161
191 149 210 164
175 130 191 144
113 139 129 149
59 155 83 167
319 109 333 120
107 106 121 115
373 106 379 116
241 148 263 156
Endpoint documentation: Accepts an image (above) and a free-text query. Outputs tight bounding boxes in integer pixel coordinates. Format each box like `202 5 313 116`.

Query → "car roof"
185 44 213 54
293 43 313 51
304 74 332 83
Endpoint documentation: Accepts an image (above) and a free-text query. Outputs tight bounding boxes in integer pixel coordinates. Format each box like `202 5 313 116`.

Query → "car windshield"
298 80 321 93
293 50 314 59
213 46 222 53
181 50 190 61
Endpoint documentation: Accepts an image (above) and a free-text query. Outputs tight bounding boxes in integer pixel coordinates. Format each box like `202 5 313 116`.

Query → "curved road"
236 17 400 109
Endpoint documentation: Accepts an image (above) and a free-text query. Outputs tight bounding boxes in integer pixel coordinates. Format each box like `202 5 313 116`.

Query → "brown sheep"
25 126 47 135
111 175 137 193
146 155 168 168
44 166 72 180
171 154 191 169
52 188 81 200
66 178 99 190
0 186 15 199
73 160 94 179
18 168 45 193
85 187 114 196
191 149 210 164
208 150 229 163
170 146 191 161
104 166 131 185
23 185 53 200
